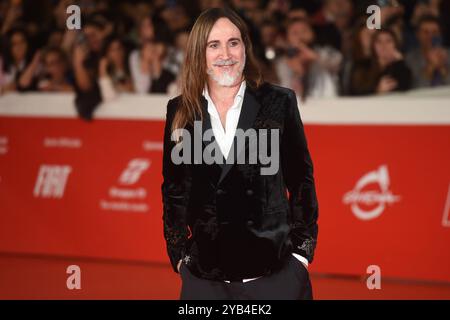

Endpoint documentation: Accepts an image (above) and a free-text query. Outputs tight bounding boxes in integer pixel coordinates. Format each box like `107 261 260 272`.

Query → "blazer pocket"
264 203 288 215
260 205 288 230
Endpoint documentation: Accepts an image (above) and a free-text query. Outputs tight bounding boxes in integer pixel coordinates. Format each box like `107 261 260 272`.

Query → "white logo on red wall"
100 158 151 213
118 159 150 185
33 165 72 198
343 165 401 220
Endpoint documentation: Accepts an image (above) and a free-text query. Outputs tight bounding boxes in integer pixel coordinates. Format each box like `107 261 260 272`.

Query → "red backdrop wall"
1 94 449 283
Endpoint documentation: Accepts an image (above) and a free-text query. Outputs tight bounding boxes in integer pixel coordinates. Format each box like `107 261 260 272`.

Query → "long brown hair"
171 7 263 138
351 28 399 94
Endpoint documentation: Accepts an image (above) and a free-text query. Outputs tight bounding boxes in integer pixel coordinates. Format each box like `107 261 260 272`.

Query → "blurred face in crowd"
261 23 278 47
11 32 28 63
106 40 125 65
139 17 155 42
417 21 441 50
325 0 353 19
154 42 166 60
206 17 246 87
141 40 166 62
287 20 314 47
84 25 104 52
44 51 66 79
134 2 152 22
325 0 353 29
47 30 64 48
161 5 190 31
175 32 189 52
373 32 397 61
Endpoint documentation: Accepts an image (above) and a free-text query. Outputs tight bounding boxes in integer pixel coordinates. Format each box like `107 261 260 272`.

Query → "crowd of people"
1 0 449 119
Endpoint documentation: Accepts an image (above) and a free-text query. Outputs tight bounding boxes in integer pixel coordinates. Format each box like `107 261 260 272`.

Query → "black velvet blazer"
162 81 319 281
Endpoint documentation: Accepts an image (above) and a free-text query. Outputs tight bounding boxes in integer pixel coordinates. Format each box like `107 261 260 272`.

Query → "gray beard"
207 57 246 87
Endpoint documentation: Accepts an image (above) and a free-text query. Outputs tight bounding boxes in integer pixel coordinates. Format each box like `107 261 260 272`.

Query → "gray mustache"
213 60 238 66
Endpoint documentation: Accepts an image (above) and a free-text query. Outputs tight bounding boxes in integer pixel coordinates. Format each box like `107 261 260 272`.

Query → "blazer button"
216 188 225 195
246 189 254 196
247 220 254 227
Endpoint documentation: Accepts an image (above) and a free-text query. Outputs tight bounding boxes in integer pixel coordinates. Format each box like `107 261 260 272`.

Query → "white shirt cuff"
292 253 309 267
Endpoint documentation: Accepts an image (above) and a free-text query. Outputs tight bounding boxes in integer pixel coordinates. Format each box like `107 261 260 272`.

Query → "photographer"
98 35 132 102
72 15 108 119
275 17 342 100
349 28 411 95
35 47 73 92
406 15 450 88
129 37 176 94
0 27 35 93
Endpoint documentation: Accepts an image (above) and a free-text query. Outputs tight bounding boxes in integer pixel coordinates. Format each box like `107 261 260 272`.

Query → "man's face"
206 17 246 87
417 22 441 49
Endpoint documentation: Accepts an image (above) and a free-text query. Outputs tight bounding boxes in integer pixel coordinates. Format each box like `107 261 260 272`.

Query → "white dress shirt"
202 80 309 282
202 80 246 159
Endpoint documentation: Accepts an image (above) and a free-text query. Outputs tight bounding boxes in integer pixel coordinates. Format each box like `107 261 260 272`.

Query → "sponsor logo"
343 165 401 220
33 165 72 198
100 158 151 213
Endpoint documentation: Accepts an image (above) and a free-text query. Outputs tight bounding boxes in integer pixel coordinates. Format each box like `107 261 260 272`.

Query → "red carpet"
1 252 449 300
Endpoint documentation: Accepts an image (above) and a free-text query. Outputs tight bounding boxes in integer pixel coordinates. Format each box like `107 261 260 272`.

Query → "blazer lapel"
200 95 227 166
217 85 261 185
198 85 262 186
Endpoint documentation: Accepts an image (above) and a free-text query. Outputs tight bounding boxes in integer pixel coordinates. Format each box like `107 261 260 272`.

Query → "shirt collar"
202 80 246 110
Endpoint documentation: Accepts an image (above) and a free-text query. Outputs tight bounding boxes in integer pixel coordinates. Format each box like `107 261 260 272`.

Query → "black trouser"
179 254 313 300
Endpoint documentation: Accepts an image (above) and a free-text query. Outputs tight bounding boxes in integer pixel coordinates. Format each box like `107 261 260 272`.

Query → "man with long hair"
162 7 318 300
